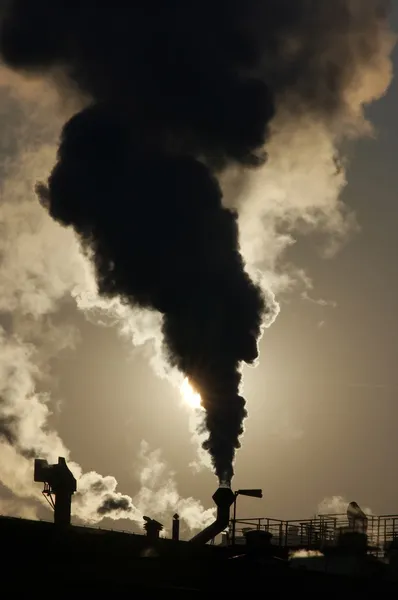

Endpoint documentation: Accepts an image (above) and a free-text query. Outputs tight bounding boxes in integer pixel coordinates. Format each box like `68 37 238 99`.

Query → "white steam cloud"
0 318 213 531
0 493 38 520
318 495 372 516
0 70 214 531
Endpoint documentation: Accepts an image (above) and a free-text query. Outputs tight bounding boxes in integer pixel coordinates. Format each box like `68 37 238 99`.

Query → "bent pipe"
190 486 235 545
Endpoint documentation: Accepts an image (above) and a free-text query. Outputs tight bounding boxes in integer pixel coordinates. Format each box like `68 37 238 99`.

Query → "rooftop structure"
1 456 396 593
231 511 398 557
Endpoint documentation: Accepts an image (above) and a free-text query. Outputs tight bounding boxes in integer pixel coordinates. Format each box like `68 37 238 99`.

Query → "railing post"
384 518 387 549
231 492 238 546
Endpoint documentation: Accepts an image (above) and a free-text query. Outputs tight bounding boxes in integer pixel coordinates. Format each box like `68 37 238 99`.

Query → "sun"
180 378 203 410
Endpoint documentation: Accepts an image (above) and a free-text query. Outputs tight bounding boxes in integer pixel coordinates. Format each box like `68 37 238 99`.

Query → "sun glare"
180 378 203 410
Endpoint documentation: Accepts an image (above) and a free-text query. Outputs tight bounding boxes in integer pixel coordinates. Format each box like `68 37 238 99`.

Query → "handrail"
230 512 398 556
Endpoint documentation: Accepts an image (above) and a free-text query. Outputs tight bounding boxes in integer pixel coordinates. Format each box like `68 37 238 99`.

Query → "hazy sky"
0 6 397 531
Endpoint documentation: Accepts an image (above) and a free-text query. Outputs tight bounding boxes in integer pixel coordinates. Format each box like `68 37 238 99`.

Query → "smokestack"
190 484 235 545
172 513 180 542
34 457 77 526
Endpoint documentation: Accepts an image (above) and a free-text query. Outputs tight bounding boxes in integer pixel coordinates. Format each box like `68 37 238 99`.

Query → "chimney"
190 484 235 544
143 516 163 542
34 457 77 526
172 513 180 541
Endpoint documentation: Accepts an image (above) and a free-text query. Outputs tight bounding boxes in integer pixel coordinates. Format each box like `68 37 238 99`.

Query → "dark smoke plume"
0 0 392 482
97 496 134 516
0 413 18 447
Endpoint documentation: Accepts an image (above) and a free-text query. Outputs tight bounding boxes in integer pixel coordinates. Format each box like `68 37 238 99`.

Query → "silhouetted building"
1 457 396 595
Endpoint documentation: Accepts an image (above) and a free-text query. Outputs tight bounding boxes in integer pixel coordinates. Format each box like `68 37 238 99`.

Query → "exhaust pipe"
190 484 235 544
172 513 180 541
34 457 77 527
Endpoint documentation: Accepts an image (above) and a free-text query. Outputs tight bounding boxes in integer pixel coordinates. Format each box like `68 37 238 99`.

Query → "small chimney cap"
143 517 164 531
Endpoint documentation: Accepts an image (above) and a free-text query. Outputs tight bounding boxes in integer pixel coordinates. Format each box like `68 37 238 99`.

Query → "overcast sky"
0 6 397 531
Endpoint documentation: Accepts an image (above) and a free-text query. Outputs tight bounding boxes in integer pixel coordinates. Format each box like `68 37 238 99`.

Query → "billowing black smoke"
0 0 391 482
98 496 133 517
0 0 273 483
37 103 268 482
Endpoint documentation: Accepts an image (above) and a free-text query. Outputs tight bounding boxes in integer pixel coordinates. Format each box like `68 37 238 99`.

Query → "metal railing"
231 513 398 556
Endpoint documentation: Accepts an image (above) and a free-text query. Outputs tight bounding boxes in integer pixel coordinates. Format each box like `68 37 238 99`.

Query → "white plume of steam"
290 549 324 559
73 441 214 531
0 292 212 531
0 317 212 530
317 496 377 545
318 495 373 516
0 323 139 525
226 3 395 287
0 493 38 520
0 70 213 530
134 441 215 531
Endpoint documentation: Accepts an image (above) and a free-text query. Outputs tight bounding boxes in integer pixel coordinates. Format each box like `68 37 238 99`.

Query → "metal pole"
172 513 180 541
231 492 238 546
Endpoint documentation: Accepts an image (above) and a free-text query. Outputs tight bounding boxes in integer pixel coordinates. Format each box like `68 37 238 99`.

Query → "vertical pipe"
172 513 180 541
190 486 235 544
54 492 73 526
52 458 76 527
231 492 237 546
